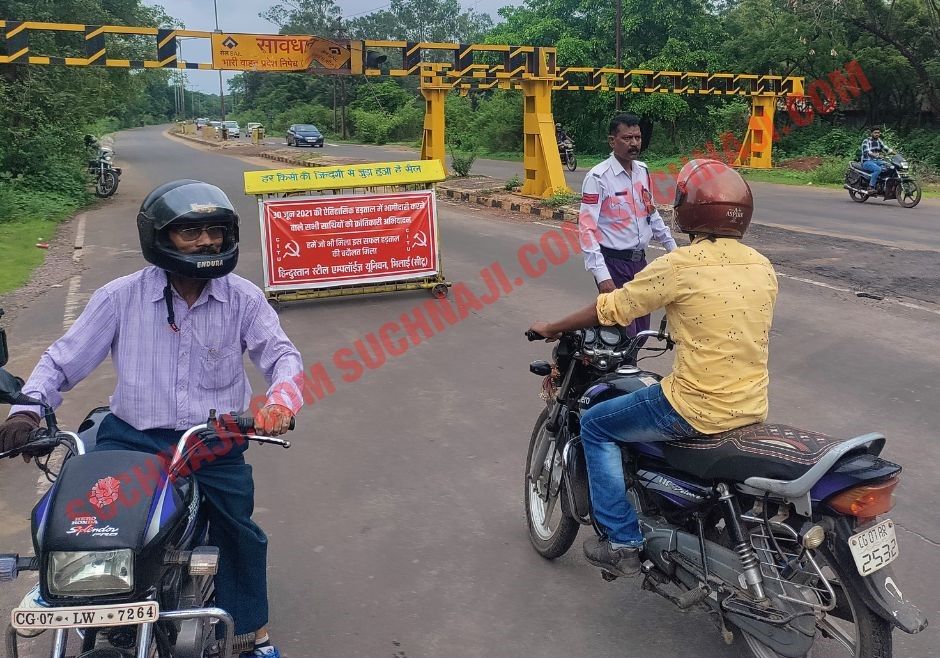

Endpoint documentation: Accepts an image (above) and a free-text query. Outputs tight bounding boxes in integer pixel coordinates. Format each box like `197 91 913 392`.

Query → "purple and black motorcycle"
523 322 927 658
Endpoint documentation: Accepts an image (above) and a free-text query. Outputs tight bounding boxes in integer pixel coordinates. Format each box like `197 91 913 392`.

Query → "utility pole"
615 0 622 112
214 0 226 122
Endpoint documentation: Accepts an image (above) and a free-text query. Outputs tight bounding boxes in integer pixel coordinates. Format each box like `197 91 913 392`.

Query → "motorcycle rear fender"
829 516 928 634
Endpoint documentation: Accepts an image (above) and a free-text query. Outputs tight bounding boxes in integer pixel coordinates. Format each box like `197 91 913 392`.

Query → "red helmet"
673 159 753 238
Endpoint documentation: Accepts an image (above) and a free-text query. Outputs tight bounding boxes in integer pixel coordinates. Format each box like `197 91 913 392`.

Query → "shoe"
583 536 642 576
241 645 281 658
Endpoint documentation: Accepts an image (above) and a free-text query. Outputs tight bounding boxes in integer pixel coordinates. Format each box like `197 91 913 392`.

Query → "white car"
222 121 240 138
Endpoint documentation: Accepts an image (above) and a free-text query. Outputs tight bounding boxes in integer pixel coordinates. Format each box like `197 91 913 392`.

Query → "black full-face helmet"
137 179 239 279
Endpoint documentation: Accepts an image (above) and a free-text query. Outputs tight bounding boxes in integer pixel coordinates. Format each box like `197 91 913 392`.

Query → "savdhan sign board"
261 190 439 290
211 33 349 71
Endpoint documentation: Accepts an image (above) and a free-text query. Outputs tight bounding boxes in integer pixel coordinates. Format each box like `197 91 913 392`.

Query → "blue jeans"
92 414 268 636
861 160 883 188
580 384 698 545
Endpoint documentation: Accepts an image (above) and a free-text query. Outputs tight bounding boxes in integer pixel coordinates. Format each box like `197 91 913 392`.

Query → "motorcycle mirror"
0 369 26 405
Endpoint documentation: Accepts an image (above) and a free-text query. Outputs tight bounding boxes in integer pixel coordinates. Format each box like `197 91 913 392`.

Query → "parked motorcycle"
523 322 927 658
85 136 122 198
843 154 921 208
0 332 293 657
558 139 577 172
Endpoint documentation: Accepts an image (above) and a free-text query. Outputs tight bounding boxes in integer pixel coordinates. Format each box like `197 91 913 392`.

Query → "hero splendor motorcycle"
843 153 921 208
523 321 927 658
0 310 293 658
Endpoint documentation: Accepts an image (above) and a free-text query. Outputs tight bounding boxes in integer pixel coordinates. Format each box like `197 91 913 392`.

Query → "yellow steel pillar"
519 78 568 198
734 96 776 169
420 81 449 165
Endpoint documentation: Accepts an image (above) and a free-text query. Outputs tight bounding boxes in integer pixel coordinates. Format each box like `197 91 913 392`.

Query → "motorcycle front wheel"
524 407 580 558
566 153 577 172
95 170 118 197
897 180 921 208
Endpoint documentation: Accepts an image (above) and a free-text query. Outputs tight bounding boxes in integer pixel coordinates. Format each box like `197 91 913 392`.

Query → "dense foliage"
228 0 939 174
0 0 224 224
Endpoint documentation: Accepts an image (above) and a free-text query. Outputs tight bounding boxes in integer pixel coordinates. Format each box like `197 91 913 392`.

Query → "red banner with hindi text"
261 190 438 290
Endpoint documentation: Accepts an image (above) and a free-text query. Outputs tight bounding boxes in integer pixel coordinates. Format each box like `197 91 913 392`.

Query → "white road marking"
62 276 83 331
72 214 86 263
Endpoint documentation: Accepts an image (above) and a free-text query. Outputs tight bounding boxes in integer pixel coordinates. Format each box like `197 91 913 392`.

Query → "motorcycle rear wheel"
524 408 580 559
805 544 893 658
896 180 921 208
95 170 118 198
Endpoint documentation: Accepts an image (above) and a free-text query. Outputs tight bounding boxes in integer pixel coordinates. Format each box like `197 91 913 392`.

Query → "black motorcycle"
843 153 921 208
0 321 292 657
558 138 577 172
86 142 121 198
523 322 927 658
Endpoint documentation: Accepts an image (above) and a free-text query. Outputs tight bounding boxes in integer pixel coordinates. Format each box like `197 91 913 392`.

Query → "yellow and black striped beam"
0 19 804 96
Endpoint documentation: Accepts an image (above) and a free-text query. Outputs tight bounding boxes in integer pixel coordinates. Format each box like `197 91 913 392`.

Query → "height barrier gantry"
0 20 806 198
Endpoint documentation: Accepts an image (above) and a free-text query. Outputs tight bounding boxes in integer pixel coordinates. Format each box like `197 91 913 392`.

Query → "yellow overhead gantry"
0 20 805 197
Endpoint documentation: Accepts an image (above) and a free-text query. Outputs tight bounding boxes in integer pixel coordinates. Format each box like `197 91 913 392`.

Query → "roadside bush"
351 109 394 144
809 157 848 185
450 149 478 177
504 175 521 190
541 189 580 207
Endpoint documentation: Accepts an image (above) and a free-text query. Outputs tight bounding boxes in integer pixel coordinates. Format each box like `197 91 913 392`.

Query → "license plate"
12 601 158 630
848 519 899 576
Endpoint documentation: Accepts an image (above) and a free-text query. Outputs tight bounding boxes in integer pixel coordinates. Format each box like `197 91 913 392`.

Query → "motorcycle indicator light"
826 477 899 518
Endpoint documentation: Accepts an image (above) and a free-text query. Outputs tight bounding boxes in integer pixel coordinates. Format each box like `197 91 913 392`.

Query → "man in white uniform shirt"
578 113 678 337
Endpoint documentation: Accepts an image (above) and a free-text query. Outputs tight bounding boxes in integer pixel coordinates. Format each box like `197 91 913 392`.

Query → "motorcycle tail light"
827 476 898 518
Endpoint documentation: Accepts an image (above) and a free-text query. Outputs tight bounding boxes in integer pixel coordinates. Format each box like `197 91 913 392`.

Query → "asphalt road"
263 137 940 252
0 125 937 658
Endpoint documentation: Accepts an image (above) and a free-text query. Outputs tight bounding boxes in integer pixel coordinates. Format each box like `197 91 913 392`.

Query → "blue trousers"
861 160 883 188
580 384 698 545
93 413 268 636
602 255 651 337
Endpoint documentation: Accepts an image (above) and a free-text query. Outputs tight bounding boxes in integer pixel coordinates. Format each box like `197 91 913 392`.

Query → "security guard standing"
578 113 678 337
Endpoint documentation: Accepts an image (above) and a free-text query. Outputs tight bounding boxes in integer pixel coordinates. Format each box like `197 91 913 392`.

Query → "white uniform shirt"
578 154 678 284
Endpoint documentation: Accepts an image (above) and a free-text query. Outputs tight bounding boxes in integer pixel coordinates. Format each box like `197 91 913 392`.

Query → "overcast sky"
148 0 521 95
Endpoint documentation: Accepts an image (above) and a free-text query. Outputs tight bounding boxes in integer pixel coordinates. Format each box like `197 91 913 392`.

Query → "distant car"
287 124 324 147
246 122 264 138
195 117 209 129
208 120 221 128
222 120 240 138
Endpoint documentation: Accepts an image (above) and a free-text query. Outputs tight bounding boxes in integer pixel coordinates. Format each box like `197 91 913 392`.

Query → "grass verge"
0 186 84 296
0 217 70 295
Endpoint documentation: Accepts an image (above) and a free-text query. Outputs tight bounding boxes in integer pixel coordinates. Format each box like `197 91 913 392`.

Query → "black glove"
0 411 40 453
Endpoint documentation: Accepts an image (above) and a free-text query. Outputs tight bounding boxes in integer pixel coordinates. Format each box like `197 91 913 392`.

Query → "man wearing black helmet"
0 180 304 658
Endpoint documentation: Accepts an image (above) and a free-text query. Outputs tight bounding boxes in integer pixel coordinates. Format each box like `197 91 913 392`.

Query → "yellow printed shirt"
595 237 779 434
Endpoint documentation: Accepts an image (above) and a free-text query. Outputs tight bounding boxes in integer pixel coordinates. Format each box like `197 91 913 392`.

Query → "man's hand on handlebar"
527 322 562 342
0 411 41 460
253 404 294 437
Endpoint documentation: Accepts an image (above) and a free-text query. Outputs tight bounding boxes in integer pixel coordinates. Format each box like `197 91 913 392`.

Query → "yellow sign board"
244 160 447 195
211 33 316 71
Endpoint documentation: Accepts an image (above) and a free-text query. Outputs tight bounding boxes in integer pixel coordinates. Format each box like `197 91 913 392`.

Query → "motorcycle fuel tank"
578 367 661 412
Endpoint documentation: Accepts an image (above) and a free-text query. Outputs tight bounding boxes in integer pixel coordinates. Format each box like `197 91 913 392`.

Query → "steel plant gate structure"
0 19 806 197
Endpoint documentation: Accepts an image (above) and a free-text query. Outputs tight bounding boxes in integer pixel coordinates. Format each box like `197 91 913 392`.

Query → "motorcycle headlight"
47 550 134 596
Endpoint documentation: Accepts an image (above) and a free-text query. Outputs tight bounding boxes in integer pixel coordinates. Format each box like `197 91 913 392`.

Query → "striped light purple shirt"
11 266 304 431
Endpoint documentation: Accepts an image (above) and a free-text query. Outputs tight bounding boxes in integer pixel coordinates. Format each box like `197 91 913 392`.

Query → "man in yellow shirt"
528 159 778 576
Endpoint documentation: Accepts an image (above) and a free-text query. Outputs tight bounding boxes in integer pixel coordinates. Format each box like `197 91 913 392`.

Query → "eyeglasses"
171 225 228 241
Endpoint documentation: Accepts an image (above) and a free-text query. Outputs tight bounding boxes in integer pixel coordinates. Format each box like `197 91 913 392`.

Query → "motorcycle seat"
849 162 867 172
662 423 847 482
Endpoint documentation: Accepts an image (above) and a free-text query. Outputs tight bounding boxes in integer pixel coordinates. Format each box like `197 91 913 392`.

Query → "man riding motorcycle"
859 127 895 192
528 159 778 577
0 179 305 658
